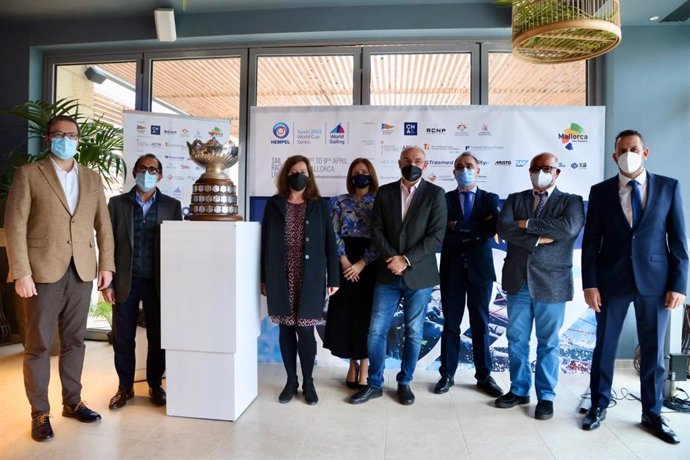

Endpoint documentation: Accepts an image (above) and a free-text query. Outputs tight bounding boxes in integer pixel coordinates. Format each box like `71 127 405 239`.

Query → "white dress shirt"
618 169 648 227
50 157 79 215
400 179 420 220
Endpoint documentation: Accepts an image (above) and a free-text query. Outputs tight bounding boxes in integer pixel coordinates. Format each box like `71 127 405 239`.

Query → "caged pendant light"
511 0 621 63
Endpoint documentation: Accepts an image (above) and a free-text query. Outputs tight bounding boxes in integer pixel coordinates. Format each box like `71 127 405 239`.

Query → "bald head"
400 146 425 161
529 152 560 192
530 152 558 169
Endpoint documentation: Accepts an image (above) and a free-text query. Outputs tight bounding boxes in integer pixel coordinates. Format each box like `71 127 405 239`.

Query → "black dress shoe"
279 381 299 403
641 413 680 444
31 413 53 442
582 407 606 431
108 388 134 410
349 385 383 404
534 400 553 420
434 376 454 394
397 384 415 406
477 376 503 397
495 391 530 408
303 380 319 405
345 363 360 389
149 386 167 406
62 401 102 422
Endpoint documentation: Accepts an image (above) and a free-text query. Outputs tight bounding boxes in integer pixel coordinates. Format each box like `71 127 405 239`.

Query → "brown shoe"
109 388 135 410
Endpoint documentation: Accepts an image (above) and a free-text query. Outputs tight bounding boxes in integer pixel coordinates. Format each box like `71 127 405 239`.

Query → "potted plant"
88 299 114 343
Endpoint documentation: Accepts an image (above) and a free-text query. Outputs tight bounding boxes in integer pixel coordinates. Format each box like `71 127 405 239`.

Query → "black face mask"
287 172 308 191
351 174 372 189
401 165 422 182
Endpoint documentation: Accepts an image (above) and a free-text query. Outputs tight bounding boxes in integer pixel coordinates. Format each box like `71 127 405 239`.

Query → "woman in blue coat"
260 155 339 405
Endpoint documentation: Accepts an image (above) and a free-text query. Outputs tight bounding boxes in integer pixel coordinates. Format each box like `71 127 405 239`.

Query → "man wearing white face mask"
5 115 115 441
496 152 584 421
581 130 688 444
102 154 182 410
435 152 503 397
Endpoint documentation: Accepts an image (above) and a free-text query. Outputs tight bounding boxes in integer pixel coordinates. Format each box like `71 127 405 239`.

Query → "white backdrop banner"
250 105 606 374
122 110 231 213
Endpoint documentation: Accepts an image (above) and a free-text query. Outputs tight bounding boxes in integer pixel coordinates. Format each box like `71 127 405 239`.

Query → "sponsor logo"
479 124 491 136
194 130 202 138
181 128 189 136
328 123 347 144
151 125 161 135
137 141 149 148
571 162 587 169
559 123 588 150
381 123 394 135
404 122 418 136
164 129 177 135
494 160 512 166
295 128 323 145
137 124 146 134
208 126 223 138
271 122 290 144
515 159 529 167
164 155 185 160
454 123 469 136
426 127 446 134
477 160 490 166
423 143 431 150
151 142 162 148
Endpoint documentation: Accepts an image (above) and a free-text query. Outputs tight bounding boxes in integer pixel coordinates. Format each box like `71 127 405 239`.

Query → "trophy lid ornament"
185 137 243 221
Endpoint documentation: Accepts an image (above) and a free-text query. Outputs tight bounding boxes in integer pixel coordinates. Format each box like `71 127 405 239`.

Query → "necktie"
534 191 547 218
462 191 473 221
629 179 642 228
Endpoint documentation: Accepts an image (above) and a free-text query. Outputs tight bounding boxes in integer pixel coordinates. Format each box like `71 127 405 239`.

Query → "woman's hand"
340 255 352 271
343 259 366 282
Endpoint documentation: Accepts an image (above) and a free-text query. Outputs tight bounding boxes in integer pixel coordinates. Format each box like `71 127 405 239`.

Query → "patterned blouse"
330 193 378 265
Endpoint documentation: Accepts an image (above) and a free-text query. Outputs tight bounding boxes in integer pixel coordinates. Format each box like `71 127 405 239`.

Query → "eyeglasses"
49 131 79 140
134 166 161 175
529 166 557 174
455 165 476 170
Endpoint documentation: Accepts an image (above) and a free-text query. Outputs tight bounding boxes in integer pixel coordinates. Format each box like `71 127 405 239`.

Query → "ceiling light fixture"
510 0 622 64
154 8 177 42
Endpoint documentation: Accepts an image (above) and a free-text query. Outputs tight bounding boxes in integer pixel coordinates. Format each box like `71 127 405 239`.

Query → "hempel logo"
271 122 290 144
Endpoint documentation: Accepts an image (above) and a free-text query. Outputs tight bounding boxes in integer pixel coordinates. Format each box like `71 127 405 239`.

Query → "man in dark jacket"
103 154 182 409
435 152 503 397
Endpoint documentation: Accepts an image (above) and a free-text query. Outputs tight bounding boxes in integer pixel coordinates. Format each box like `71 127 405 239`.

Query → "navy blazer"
371 178 447 290
440 188 499 285
108 187 183 302
260 196 340 320
582 173 688 298
498 187 584 303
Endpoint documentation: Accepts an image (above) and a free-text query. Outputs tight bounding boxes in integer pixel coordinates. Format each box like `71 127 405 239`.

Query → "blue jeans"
367 278 432 388
506 285 565 401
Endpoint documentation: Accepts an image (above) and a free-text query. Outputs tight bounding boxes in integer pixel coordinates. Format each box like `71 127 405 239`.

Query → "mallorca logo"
328 123 346 145
271 122 290 144
208 126 224 138
381 123 395 135
559 123 588 150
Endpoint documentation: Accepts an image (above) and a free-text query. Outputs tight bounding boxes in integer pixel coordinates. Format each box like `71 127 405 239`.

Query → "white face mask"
617 151 643 174
530 171 553 189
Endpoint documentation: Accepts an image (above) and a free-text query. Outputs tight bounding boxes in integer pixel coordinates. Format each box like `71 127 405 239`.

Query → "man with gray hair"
495 152 584 420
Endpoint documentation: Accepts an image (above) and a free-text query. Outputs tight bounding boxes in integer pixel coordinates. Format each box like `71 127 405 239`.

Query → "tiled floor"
0 341 688 459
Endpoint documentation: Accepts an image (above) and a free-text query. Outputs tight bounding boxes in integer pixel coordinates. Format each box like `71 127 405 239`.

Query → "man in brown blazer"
4 115 115 442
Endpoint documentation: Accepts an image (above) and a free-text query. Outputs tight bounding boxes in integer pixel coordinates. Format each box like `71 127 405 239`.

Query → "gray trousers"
23 262 92 417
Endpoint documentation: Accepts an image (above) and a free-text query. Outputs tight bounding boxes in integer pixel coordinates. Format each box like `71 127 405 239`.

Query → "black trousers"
112 277 165 390
439 266 493 380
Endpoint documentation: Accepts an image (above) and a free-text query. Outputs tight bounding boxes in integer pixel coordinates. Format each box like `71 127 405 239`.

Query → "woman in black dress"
324 158 379 388
260 155 339 405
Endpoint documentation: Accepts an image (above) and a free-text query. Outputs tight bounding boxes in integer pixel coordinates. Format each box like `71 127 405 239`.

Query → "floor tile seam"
449 389 474 459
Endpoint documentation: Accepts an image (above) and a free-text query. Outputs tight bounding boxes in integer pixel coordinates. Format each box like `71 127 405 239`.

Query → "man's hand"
386 255 408 276
15 275 38 298
102 288 116 305
537 236 554 245
516 219 527 229
343 260 365 283
447 220 456 231
97 271 113 291
584 287 602 313
665 291 686 310
327 286 339 296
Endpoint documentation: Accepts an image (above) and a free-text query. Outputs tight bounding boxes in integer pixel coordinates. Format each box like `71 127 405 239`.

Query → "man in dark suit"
496 152 584 421
350 146 446 406
434 152 503 397
581 130 688 444
102 154 182 410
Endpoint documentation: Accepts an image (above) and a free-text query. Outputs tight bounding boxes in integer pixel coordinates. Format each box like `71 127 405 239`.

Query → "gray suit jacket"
372 178 447 289
107 187 182 302
497 187 584 303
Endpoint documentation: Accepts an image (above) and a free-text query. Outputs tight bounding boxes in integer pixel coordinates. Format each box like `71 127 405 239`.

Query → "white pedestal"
161 221 261 421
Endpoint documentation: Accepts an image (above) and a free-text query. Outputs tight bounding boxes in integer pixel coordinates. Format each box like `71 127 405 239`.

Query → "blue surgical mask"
50 137 78 160
135 172 158 192
454 168 475 187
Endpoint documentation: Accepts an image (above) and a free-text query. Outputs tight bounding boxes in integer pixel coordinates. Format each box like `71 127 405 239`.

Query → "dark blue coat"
260 195 339 320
